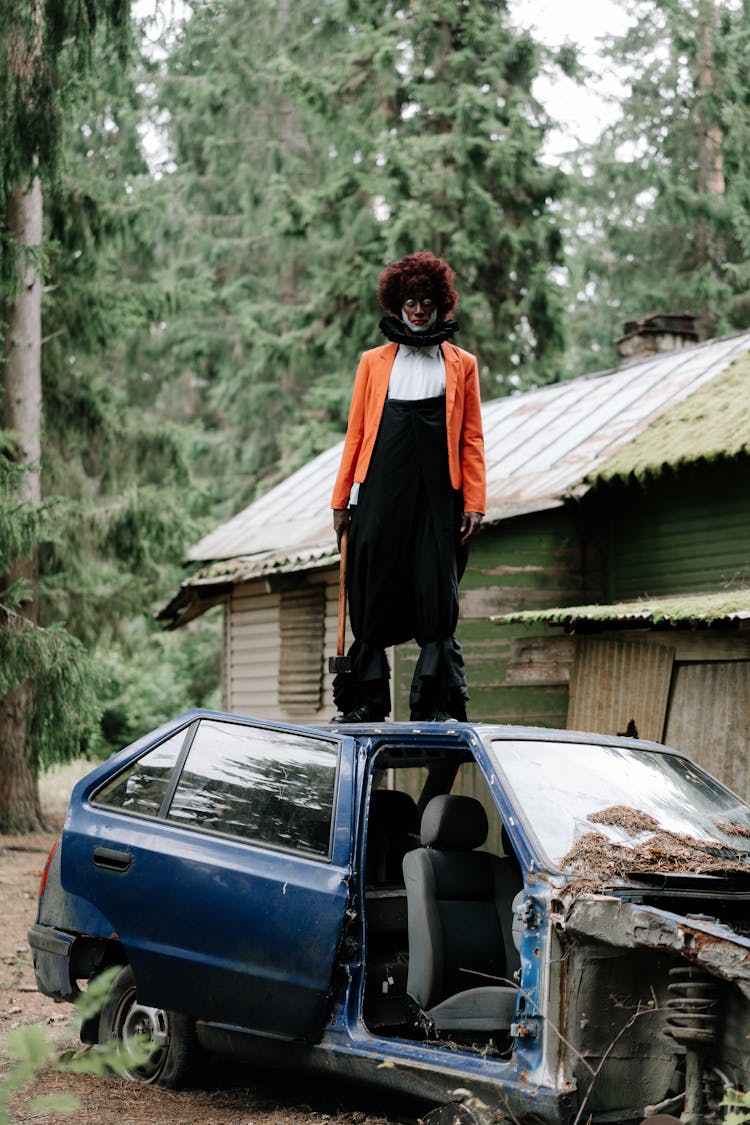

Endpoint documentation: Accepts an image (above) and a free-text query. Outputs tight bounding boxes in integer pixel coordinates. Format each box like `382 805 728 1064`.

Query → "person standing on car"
330 251 485 723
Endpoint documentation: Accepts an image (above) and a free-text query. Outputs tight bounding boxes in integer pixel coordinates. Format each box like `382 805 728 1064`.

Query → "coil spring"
665 965 722 1047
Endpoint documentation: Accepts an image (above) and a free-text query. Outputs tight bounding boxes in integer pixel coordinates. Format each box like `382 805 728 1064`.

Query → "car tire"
98 964 199 1088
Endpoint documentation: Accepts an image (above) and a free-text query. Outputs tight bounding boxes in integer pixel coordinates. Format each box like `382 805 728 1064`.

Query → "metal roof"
184 545 340 586
591 349 750 481
188 329 750 569
494 587 750 629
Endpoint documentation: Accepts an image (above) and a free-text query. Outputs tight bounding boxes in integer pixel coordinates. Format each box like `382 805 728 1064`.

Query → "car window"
454 761 506 855
165 719 338 858
92 729 188 817
489 738 750 869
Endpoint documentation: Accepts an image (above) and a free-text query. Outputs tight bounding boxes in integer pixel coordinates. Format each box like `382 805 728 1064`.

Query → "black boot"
331 702 386 723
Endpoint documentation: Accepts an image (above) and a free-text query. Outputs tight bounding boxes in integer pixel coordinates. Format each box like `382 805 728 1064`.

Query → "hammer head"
328 655 352 674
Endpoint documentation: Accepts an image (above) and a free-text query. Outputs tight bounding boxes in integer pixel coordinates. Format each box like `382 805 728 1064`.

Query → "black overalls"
332 393 469 720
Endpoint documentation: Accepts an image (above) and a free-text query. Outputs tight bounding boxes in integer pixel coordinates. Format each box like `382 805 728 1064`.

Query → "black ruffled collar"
378 314 459 348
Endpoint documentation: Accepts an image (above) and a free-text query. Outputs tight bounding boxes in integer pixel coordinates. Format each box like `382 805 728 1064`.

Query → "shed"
161 330 750 794
498 344 750 797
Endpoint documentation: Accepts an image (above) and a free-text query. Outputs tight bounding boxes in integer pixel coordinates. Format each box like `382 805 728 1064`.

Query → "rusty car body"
29 712 750 1122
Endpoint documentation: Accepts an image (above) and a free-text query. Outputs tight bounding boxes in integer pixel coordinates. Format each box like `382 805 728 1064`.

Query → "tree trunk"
1 176 45 834
0 684 45 833
695 0 724 341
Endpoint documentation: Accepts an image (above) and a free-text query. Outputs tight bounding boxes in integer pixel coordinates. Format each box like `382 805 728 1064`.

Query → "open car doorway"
360 740 524 1053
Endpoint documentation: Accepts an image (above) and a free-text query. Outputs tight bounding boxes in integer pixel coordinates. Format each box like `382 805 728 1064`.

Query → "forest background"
2 0 750 831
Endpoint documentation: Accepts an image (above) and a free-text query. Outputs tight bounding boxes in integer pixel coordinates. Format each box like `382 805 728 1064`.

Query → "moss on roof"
592 351 750 483
495 588 750 628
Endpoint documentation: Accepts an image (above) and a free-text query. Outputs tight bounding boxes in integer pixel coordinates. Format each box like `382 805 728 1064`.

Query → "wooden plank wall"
562 628 750 800
393 507 599 724
600 462 750 600
567 637 675 742
216 462 750 811
222 507 594 728
665 660 750 800
225 587 279 715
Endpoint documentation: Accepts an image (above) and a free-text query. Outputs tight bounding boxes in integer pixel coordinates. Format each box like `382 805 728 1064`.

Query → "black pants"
333 395 469 719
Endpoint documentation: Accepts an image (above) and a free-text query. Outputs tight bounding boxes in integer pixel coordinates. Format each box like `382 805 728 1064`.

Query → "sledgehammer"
329 526 352 674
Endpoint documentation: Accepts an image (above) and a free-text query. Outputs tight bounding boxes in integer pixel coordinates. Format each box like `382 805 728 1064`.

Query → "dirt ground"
0 765 397 1125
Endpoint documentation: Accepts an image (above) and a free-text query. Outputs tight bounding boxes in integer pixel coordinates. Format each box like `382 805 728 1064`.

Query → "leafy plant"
723 1087 750 1125
0 967 152 1123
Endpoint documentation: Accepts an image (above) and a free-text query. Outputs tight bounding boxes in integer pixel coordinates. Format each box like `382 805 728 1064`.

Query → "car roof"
170 709 682 760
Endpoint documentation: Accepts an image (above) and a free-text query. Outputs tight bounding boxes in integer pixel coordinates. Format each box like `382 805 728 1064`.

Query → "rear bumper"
28 922 79 1001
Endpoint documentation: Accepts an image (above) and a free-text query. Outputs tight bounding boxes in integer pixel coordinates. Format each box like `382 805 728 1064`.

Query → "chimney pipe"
615 312 698 362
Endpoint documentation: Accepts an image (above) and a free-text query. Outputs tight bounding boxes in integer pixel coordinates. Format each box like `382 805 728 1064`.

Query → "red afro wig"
378 251 459 319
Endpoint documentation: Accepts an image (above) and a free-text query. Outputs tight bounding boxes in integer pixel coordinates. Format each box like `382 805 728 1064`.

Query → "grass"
38 761 92 823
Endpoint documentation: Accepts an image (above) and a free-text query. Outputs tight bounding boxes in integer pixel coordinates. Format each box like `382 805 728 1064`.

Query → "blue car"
29 711 750 1123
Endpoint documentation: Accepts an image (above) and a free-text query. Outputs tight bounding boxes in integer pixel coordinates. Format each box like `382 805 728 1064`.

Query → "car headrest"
420 794 488 851
369 788 419 835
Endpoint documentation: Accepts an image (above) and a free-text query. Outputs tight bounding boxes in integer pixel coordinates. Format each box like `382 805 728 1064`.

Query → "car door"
61 716 356 1042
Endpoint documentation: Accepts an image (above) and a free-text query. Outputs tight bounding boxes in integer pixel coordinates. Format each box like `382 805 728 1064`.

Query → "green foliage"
146 0 568 507
273 373 352 480
2 9 222 784
0 444 42 567
0 966 152 1123
723 1087 750 1125
562 0 750 373
719 0 750 305
0 0 131 291
0 1024 61 1124
90 612 221 758
276 0 568 391
0 608 102 771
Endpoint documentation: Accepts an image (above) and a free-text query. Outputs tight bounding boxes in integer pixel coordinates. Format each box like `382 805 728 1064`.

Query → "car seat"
366 788 420 885
402 793 521 1032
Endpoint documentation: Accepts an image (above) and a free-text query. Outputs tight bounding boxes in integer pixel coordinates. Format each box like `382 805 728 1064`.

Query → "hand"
332 508 351 547
460 511 483 544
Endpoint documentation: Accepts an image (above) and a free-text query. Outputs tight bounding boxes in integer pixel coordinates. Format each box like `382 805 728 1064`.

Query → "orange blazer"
331 341 486 514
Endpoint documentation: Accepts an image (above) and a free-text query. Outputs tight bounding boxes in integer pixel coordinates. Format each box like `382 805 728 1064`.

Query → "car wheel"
98 964 198 1088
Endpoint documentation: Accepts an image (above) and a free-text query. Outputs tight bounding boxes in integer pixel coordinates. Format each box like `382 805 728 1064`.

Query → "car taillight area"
38 841 59 901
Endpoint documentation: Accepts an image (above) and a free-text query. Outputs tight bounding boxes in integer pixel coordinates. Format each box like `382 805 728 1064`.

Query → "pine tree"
36 24 223 740
279 0 568 411
1 1 127 830
0 1 153 832
147 0 567 496
562 0 750 372
719 0 750 315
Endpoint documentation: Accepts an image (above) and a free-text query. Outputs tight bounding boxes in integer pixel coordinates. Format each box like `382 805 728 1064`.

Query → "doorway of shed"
566 636 750 801
664 661 750 800
566 637 675 743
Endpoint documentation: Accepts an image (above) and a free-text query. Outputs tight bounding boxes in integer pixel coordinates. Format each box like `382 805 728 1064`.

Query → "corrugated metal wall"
225 573 341 723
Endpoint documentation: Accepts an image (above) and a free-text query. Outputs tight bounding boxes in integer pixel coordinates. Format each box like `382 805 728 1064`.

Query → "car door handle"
92 846 132 873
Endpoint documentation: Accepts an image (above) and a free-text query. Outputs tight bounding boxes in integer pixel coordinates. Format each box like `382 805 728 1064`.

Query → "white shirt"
387 343 446 400
350 344 446 505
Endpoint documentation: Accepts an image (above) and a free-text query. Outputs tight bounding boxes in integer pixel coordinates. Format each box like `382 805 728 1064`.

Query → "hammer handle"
336 527 348 656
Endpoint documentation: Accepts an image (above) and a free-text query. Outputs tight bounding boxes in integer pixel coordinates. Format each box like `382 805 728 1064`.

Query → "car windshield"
487 738 750 874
